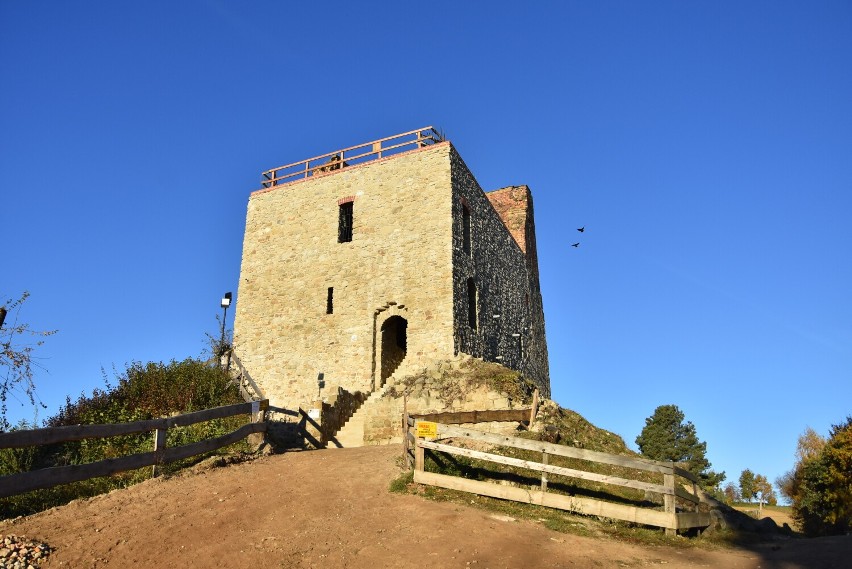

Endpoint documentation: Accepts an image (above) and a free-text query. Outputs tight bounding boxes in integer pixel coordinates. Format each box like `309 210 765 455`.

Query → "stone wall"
361 356 534 444
234 136 551 417
450 149 550 395
234 143 457 413
485 185 549 393
320 387 369 446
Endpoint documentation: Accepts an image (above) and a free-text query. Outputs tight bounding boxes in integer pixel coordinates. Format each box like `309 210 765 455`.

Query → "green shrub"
1 358 251 519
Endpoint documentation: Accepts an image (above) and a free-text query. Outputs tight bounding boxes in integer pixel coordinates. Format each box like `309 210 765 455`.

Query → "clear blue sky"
3 1 851 494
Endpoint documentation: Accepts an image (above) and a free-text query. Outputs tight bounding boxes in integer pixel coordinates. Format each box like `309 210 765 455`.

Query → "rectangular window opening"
338 202 353 243
466 278 477 330
326 287 334 314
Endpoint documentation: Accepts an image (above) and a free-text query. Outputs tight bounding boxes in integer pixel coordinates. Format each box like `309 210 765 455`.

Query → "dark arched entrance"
380 315 407 386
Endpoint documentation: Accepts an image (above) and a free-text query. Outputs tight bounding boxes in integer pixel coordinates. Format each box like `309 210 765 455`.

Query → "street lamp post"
220 292 232 369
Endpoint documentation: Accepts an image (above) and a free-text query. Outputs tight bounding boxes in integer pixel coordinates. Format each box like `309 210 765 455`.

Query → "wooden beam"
419 440 671 495
411 409 530 425
676 511 712 529
674 484 700 505
672 465 699 483
260 126 435 182
530 389 539 424
435 424 677 476
152 428 167 478
0 400 268 449
0 422 265 498
663 472 676 536
414 470 676 530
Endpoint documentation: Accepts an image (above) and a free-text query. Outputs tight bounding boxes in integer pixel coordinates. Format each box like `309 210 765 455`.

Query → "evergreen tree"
739 468 756 503
635 404 722 487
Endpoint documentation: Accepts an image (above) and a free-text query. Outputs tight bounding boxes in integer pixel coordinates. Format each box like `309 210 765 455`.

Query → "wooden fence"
0 400 269 499
232 352 266 402
404 416 711 535
260 126 443 188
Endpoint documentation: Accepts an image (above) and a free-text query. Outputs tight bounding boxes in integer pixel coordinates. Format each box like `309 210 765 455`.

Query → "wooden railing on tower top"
260 126 444 189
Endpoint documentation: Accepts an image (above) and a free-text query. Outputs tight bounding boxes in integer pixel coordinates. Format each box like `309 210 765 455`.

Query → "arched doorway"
380 315 407 386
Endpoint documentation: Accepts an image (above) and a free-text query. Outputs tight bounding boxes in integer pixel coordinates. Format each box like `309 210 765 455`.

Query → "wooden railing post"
248 400 264 447
402 394 410 468
152 427 166 478
414 419 425 473
530 389 540 425
663 464 676 536
541 451 549 492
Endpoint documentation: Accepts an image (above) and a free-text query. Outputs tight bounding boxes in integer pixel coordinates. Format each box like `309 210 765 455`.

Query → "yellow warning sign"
416 421 438 438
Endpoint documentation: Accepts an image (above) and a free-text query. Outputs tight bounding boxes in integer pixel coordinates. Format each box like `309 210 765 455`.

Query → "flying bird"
571 242 580 248
577 226 585 233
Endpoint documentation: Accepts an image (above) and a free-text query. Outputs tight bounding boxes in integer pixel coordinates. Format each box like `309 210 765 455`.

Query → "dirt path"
3 446 850 568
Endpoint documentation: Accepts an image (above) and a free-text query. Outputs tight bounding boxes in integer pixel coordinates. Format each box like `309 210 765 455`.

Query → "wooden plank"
674 484 699 505
0 400 267 448
263 129 441 184
0 422 265 498
530 389 539 424
261 126 434 178
414 470 675 529
233 355 266 400
672 465 699 483
676 511 712 529
412 409 530 425
419 440 670 495
415 441 425 472
663 473 676 536
152 428 167 478
166 401 264 429
0 419 166 448
160 422 265 463
0 450 159 498
435 424 676 475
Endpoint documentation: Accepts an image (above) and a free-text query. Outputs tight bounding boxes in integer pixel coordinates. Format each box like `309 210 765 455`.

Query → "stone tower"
233 127 549 417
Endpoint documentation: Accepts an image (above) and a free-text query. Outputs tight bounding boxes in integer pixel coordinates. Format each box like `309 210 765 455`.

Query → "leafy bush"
790 416 852 536
1 358 250 519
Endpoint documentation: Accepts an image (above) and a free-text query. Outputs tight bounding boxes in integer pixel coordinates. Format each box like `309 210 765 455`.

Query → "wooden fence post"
414 420 425 473
402 394 410 468
663 464 676 536
248 400 264 448
152 427 166 478
541 451 549 492
530 389 540 425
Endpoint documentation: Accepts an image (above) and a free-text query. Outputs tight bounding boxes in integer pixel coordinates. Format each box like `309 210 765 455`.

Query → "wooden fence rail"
260 126 443 188
0 400 269 499
405 416 710 535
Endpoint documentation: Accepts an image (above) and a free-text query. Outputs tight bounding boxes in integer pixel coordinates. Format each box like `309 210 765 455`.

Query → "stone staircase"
330 379 398 448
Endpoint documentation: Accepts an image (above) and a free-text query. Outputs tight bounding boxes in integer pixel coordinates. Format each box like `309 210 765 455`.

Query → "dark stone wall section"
449 146 551 396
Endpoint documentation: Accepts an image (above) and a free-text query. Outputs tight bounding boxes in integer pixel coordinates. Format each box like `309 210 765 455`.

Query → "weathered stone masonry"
233 134 549 417
450 147 549 394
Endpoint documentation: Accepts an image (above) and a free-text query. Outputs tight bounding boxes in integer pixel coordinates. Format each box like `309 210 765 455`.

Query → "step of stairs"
328 379 397 448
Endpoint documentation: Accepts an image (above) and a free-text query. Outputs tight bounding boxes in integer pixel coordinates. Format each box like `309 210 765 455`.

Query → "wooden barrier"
260 127 443 188
405 417 710 535
402 404 536 470
0 400 269 499
232 352 266 402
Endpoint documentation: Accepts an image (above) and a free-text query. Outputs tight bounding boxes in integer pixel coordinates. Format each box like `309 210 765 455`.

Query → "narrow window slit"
462 204 471 255
327 287 334 314
338 202 353 243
